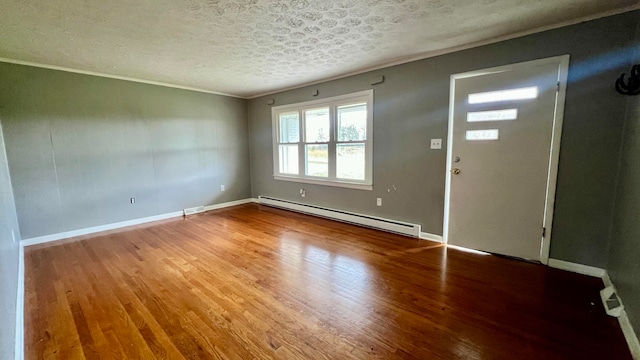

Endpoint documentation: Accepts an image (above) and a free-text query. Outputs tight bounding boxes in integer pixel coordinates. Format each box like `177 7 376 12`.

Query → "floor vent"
257 196 421 237
601 285 624 317
183 206 206 216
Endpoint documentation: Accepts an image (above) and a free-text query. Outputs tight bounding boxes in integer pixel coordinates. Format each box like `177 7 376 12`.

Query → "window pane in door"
279 144 299 174
467 109 518 122
279 113 299 143
337 103 367 141
305 144 328 177
468 87 538 104
305 108 330 142
465 129 500 141
337 143 365 180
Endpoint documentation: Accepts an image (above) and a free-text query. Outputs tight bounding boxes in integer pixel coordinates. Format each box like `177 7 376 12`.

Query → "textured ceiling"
0 0 638 98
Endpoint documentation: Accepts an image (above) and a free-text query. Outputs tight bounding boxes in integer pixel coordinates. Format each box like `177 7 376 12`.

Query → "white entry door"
445 57 569 261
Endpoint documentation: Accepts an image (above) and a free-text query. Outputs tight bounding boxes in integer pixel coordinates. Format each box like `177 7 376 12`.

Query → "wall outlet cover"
430 138 442 149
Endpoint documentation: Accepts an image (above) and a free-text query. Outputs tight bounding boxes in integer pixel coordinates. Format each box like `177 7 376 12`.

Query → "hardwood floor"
25 203 631 359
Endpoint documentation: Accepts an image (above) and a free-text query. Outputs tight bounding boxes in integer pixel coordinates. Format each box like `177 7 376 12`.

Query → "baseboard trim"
21 211 183 247
21 198 254 247
15 243 24 360
419 232 443 243
602 275 640 359
547 258 606 278
204 198 256 212
620 309 640 360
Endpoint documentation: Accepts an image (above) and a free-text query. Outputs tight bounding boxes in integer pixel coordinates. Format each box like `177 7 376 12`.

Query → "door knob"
451 168 461 175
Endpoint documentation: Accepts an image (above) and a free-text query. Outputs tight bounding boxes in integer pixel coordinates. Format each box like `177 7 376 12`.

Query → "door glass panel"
305 108 330 142
337 143 365 180
279 144 299 174
467 109 518 122
465 129 499 141
337 103 367 141
468 87 538 104
305 144 328 177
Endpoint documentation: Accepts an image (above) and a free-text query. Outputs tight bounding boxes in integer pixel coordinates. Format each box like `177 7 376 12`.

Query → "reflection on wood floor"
25 203 631 359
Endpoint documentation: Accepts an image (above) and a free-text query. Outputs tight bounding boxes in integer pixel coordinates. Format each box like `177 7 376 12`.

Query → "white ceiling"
0 0 637 98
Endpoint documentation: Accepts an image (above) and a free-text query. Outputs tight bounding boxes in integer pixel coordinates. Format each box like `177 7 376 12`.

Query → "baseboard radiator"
257 196 421 237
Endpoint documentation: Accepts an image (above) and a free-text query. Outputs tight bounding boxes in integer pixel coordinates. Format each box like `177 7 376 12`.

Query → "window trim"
272 90 374 191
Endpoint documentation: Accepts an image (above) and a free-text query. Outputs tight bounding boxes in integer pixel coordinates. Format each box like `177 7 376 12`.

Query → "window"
468 86 538 104
467 109 518 122
466 129 500 141
272 90 373 190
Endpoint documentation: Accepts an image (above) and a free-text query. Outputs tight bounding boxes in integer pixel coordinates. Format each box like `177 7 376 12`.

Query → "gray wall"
0 120 20 360
248 11 640 268
0 63 251 239
608 19 640 341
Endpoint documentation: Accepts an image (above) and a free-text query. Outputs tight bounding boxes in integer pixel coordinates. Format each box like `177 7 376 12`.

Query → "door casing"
443 55 570 264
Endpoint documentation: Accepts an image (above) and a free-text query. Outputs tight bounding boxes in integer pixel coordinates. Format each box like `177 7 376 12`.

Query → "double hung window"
272 90 373 190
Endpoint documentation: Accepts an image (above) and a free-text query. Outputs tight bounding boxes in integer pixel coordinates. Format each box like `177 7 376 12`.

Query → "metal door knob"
451 168 461 175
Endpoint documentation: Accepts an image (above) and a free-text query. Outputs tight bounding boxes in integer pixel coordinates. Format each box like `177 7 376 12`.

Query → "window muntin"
272 90 373 190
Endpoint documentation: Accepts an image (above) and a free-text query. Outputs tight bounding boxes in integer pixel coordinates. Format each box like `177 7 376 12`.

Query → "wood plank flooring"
25 203 631 359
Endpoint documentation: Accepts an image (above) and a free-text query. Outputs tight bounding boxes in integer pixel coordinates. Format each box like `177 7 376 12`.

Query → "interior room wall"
0 63 251 240
607 19 640 341
0 119 21 360
248 11 640 268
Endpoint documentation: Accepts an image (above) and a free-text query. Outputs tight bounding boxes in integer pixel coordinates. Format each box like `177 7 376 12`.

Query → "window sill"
273 175 373 191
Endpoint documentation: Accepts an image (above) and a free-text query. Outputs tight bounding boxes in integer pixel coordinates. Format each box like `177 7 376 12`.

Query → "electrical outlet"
130 197 135 204
376 198 382 206
300 189 306 198
220 185 225 192
430 138 442 149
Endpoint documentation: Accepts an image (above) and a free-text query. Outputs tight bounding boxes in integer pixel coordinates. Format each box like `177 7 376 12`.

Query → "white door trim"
443 55 570 264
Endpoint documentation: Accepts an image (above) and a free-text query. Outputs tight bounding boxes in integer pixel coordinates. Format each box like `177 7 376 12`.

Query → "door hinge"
542 227 546 238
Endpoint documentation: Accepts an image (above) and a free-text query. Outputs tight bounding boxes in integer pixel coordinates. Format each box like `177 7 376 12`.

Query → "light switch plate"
430 138 442 149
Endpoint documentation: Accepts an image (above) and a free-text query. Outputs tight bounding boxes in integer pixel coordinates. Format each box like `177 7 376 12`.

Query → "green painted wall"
0 63 251 239
608 18 640 342
248 11 640 268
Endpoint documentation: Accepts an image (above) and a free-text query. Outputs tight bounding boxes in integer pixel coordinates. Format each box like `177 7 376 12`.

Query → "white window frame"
272 90 373 191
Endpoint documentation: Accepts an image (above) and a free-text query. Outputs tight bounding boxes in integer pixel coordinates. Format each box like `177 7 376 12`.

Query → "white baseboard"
620 309 640 360
547 258 606 278
419 232 443 243
184 199 256 216
204 198 256 211
257 196 421 237
21 211 183 247
15 244 24 360
602 275 640 359
21 198 255 247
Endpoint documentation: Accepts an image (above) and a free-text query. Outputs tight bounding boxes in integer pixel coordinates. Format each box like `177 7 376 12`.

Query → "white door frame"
443 55 570 265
